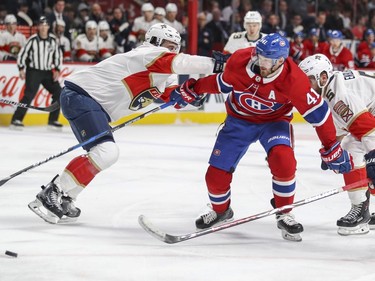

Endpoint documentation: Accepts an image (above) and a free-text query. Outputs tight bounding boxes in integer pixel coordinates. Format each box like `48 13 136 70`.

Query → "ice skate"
369 213 375 230
28 175 81 224
195 205 234 229
47 121 63 132
337 198 370 236
276 213 304 242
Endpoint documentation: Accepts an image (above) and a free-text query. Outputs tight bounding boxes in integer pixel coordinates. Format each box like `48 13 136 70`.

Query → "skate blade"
337 223 370 236
28 199 60 224
281 229 302 242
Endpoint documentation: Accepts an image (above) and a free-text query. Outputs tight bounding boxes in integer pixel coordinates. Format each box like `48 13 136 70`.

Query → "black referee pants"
11 69 61 123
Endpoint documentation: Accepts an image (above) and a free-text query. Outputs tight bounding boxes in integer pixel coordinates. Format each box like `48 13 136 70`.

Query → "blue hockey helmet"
256 33 289 60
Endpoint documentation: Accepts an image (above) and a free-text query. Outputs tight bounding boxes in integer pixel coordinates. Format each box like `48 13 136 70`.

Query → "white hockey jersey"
223 31 266 54
72 33 106 62
322 69 375 152
129 17 158 45
56 34 72 61
163 19 185 34
0 30 26 60
66 42 216 121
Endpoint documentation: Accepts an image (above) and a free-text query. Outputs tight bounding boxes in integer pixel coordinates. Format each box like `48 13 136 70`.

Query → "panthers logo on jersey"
129 87 162 111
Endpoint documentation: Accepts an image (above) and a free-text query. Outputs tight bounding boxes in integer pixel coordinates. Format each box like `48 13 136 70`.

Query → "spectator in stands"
72 2 89 36
310 11 329 43
322 30 355 71
128 3 157 48
367 42 375 68
259 0 273 20
355 29 375 68
11 16 62 130
325 5 345 33
154 7 166 23
289 32 307 64
277 0 289 31
351 14 369 40
109 7 128 35
303 28 329 56
72 20 105 62
285 14 304 38
262 13 282 34
16 0 33 26
98 20 115 59
46 0 71 39
52 19 71 62
0 14 26 61
90 3 104 23
205 7 229 52
197 12 213 57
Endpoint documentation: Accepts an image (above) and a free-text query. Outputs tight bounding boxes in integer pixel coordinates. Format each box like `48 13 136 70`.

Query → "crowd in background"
1 0 375 68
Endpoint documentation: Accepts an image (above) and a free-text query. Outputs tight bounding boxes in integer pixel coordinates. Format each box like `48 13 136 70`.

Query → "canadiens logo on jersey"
236 91 282 114
129 87 162 111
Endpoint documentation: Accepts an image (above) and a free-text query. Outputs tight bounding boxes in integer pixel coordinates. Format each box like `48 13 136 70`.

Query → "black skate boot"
28 175 81 224
28 175 64 224
195 206 234 229
369 213 375 230
337 195 370 236
276 212 304 242
60 196 81 223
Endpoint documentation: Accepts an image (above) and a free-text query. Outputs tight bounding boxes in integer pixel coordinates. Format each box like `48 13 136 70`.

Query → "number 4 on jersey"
306 90 319 105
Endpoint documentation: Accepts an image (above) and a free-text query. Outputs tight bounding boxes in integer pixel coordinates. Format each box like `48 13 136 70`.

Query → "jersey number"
306 92 318 105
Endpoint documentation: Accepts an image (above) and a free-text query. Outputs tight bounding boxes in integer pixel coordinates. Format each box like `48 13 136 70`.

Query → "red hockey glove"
170 78 204 109
319 141 353 174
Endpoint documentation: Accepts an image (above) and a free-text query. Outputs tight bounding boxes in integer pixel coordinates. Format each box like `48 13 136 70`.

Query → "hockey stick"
138 178 370 244
0 101 173 187
0 98 59 112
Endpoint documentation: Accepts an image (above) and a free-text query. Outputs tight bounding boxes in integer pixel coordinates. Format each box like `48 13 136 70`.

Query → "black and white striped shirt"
17 33 62 71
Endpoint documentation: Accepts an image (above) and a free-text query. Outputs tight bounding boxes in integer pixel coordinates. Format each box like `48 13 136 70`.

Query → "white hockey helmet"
98 20 110 31
165 3 178 13
298 54 333 88
85 20 98 31
5 14 17 25
243 11 262 29
142 3 154 12
154 7 166 16
145 23 181 52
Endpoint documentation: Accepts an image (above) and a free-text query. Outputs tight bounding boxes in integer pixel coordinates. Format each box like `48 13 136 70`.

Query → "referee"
11 16 63 130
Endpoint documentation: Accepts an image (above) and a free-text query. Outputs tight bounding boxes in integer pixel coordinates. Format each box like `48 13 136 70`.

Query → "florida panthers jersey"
72 34 106 62
66 42 216 121
0 30 26 60
322 69 375 152
223 31 266 54
193 47 337 148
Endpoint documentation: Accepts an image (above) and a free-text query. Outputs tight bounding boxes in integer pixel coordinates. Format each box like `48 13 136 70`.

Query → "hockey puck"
5 250 18 258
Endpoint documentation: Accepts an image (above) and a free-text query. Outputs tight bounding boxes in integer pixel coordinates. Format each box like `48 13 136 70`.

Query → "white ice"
1 121 375 281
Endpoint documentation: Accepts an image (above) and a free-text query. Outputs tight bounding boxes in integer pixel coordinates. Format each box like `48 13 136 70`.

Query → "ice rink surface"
1 121 375 281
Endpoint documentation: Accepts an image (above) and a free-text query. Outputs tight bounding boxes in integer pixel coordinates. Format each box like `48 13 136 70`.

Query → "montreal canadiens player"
299 54 375 235
223 11 266 54
183 33 353 241
28 23 227 224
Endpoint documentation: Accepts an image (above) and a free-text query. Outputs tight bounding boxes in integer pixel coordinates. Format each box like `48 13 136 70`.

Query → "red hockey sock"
65 155 100 187
205 165 232 213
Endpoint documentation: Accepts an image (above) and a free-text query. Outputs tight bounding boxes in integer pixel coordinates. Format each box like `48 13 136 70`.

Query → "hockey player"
52 19 72 62
0 14 26 61
299 54 375 235
128 3 157 48
223 11 266 54
28 23 228 224
98 20 115 59
184 33 353 241
72 20 106 62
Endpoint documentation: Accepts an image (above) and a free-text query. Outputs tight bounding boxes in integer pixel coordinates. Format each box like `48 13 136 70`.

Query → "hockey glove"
170 78 202 109
319 141 353 174
364 150 375 188
212 51 231 73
